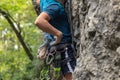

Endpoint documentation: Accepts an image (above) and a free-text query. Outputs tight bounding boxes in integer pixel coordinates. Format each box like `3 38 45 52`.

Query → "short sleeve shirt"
40 0 72 43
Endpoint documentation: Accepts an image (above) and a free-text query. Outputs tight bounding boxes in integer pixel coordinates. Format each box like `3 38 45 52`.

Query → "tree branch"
0 9 34 61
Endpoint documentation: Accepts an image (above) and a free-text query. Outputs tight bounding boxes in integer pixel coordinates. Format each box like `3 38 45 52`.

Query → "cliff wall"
66 0 120 80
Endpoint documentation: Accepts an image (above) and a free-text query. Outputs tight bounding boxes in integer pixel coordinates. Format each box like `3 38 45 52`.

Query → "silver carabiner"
46 53 54 65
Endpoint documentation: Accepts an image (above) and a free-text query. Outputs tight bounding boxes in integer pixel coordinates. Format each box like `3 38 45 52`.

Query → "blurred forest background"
0 0 47 80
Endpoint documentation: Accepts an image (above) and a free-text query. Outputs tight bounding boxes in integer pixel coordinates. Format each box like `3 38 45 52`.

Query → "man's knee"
64 73 72 80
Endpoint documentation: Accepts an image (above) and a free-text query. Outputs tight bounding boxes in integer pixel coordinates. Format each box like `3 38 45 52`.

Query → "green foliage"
54 67 61 77
0 0 45 80
40 66 50 80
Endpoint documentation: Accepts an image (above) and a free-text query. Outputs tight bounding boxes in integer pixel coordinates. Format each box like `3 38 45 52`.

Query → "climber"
34 0 76 80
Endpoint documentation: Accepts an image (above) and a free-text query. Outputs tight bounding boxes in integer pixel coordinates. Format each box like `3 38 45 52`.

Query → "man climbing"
34 0 76 80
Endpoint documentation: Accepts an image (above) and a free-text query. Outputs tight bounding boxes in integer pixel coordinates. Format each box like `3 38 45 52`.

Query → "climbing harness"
45 42 76 66
46 42 68 66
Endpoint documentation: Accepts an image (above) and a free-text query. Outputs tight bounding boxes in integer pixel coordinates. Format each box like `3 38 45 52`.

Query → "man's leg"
64 73 72 80
61 44 76 80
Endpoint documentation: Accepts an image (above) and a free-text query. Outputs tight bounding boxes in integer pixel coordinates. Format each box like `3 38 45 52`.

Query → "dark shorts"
60 44 76 75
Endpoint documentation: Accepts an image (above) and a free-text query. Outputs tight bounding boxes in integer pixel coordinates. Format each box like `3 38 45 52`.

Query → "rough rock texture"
66 0 120 80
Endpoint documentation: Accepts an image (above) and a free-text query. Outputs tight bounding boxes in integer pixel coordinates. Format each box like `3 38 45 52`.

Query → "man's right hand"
56 31 63 44
50 31 63 46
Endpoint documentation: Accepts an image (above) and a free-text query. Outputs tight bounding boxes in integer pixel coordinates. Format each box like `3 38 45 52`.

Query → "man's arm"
35 12 62 44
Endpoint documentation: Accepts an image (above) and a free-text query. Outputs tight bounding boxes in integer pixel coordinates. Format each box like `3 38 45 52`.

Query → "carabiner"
46 53 54 65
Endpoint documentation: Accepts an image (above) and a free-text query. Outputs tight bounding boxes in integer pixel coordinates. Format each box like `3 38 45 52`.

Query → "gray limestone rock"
66 0 120 80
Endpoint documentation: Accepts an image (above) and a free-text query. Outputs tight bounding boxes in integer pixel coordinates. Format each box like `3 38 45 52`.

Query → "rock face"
66 0 120 80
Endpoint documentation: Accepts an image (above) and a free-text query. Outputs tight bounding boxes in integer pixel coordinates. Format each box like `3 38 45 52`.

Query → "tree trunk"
66 0 120 80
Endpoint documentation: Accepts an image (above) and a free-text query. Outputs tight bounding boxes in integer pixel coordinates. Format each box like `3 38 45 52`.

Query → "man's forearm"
36 18 62 37
35 12 62 42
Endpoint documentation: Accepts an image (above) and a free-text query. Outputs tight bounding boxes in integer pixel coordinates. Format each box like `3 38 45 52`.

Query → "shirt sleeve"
44 4 60 19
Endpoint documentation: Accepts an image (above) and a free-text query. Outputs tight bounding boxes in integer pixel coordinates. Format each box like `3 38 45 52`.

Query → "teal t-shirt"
40 0 72 43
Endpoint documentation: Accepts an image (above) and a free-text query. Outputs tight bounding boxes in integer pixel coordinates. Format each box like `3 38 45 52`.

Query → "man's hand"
55 30 63 44
50 31 63 45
